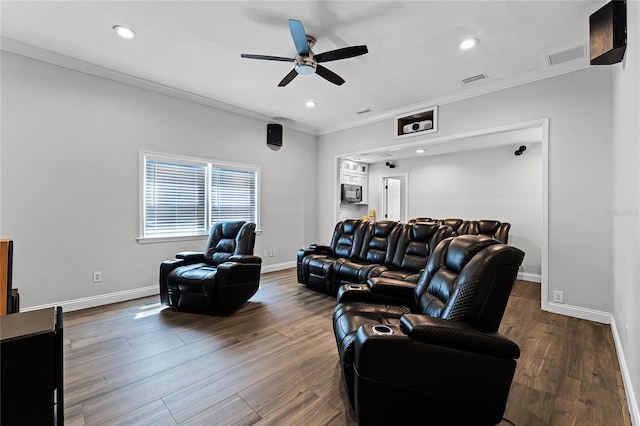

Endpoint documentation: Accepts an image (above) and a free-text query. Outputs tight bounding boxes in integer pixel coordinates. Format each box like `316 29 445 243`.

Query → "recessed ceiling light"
458 38 479 50
305 100 317 108
416 149 425 154
113 25 136 39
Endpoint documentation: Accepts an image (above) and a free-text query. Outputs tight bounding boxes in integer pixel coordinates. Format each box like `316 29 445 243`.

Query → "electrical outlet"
263 250 268 258
625 325 630 345
272 249 277 257
93 271 102 283
552 290 564 304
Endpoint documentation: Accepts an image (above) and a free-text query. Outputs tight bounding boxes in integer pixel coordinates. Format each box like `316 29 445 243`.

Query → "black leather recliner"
159 221 261 315
333 220 401 290
296 219 366 295
332 234 525 425
367 221 454 282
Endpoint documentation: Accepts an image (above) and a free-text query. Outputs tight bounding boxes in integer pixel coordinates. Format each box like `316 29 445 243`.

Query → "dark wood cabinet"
1 307 63 425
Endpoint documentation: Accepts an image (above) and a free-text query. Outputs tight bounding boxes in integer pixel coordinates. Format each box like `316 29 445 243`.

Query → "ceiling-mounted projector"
403 120 433 134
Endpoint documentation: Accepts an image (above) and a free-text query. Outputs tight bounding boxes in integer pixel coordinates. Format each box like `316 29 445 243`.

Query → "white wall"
0 52 318 309
318 65 612 314
367 143 542 277
611 1 640 422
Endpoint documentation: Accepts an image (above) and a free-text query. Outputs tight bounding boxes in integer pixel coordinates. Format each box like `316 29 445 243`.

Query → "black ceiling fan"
240 19 368 87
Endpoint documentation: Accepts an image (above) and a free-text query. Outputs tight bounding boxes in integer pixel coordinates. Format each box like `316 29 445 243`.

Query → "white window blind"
142 153 259 240
144 159 207 236
211 167 257 224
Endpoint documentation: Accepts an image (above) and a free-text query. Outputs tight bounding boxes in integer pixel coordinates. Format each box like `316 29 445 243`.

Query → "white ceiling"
1 1 601 137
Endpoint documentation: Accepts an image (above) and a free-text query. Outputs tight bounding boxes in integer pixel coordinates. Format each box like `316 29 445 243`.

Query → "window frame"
138 151 261 243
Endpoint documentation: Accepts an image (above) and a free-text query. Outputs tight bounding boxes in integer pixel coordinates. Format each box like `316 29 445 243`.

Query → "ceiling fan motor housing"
295 57 317 74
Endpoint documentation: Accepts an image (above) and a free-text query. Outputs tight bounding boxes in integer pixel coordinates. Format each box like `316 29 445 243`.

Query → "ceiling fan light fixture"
295 62 316 75
458 38 479 50
113 25 136 39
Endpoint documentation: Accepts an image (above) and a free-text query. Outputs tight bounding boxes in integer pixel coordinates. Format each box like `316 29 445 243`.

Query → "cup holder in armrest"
371 325 394 335
348 284 364 290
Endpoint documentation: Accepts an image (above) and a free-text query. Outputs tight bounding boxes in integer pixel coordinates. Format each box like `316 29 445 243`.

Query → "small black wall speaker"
267 123 283 150
589 0 627 65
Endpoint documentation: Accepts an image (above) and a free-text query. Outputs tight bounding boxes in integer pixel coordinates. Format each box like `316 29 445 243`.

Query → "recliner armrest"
336 277 417 305
368 277 417 299
159 259 186 305
216 258 263 283
175 252 206 262
308 244 331 253
400 314 520 359
228 255 262 264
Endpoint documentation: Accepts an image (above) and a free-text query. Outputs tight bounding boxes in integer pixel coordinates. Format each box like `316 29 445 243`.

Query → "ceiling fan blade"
278 68 299 87
314 45 369 63
240 54 295 62
315 64 345 86
289 19 310 56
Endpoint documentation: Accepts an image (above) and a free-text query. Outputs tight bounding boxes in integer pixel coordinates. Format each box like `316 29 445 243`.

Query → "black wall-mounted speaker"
267 123 283 150
589 0 627 65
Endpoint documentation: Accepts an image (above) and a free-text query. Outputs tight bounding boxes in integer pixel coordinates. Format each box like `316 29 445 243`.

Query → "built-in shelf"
394 106 438 139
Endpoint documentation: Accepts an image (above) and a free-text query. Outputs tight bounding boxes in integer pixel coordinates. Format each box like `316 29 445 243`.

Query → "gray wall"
367 143 542 277
611 1 640 420
0 52 317 309
318 65 613 313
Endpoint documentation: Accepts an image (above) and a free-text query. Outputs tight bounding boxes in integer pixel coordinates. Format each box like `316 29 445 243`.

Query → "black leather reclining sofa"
297 217 511 296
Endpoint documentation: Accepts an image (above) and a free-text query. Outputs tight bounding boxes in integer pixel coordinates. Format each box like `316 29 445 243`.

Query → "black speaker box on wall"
589 0 627 65
267 123 283 150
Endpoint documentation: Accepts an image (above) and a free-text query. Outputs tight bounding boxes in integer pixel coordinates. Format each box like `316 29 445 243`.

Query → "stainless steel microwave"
341 184 362 203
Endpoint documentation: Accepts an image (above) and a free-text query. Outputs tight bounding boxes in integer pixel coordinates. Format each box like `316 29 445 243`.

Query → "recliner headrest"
342 219 361 234
478 220 501 234
220 221 244 238
438 218 463 231
411 222 438 240
373 221 396 237
445 235 500 272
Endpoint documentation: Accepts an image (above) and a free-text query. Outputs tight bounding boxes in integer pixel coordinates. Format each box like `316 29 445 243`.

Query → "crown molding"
0 37 318 136
318 58 590 136
2 37 590 138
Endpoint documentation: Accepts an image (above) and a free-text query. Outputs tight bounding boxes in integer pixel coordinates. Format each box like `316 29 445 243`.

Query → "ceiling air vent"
462 73 488 84
547 45 586 66
357 108 373 115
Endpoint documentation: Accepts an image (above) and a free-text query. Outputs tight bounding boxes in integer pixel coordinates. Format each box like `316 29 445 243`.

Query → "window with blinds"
211 168 257 224
142 153 259 239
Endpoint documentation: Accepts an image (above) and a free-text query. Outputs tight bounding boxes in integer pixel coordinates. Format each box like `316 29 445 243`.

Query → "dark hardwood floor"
63 269 631 425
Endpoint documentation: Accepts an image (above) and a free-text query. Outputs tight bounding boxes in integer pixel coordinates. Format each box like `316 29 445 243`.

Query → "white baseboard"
22 285 159 313
517 272 542 283
610 317 640 425
546 302 612 324
261 260 296 274
21 263 297 313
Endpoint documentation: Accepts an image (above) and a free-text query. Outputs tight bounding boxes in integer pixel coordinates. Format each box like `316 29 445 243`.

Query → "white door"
383 178 401 221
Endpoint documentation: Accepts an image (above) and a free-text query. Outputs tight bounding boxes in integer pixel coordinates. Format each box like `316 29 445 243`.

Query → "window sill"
137 229 262 244
137 234 208 244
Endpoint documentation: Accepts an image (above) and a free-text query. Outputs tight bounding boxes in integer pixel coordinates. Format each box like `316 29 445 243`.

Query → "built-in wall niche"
395 106 438 139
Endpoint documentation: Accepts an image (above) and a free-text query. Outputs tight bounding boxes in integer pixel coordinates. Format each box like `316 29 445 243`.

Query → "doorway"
382 177 401 220
333 118 548 313
380 174 408 222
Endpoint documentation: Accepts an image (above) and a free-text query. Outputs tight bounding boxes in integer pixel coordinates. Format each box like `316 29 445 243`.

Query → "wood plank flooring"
62 269 631 425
